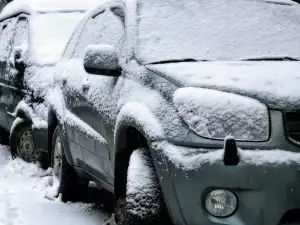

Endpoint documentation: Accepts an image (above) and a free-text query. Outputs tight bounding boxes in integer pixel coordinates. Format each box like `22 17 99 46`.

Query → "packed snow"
126 148 161 219
0 145 111 225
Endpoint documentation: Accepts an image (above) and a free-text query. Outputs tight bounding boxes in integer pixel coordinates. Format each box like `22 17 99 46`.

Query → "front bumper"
151 141 300 225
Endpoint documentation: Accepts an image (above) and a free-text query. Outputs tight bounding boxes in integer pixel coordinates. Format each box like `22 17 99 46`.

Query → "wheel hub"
18 130 39 162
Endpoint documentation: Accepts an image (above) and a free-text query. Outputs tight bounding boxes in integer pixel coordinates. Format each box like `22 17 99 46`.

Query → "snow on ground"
0 145 111 225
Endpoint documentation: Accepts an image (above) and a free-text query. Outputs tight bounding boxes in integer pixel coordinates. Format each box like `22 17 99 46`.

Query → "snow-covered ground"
0 145 112 225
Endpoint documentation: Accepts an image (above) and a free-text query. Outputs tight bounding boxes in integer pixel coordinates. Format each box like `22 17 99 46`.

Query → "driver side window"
72 8 125 59
0 18 16 62
12 16 29 49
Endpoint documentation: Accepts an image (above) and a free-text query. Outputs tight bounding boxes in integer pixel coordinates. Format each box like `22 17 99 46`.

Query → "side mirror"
83 44 120 76
13 46 26 72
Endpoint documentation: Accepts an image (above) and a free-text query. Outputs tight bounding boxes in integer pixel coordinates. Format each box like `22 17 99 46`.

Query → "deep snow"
0 145 111 225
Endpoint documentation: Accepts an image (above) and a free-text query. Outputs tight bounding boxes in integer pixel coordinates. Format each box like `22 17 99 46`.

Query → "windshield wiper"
148 58 209 65
242 56 300 61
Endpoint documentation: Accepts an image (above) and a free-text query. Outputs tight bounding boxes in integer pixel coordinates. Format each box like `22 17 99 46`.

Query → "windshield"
136 0 300 64
31 12 84 64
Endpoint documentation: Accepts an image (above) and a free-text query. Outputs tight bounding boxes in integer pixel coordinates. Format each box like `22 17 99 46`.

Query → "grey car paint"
47 2 300 225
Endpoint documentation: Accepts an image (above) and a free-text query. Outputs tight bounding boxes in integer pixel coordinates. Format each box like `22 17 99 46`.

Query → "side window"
63 20 86 59
96 9 125 48
73 9 125 58
0 18 16 61
12 16 29 49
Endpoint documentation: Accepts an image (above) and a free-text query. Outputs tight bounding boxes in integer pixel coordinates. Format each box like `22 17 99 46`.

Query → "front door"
63 7 125 185
0 18 15 129
77 8 125 185
6 16 29 128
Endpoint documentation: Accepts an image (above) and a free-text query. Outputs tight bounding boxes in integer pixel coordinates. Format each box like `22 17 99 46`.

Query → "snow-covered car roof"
0 0 101 21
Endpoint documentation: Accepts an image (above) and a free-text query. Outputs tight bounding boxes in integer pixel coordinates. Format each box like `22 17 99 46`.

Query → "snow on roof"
0 0 101 20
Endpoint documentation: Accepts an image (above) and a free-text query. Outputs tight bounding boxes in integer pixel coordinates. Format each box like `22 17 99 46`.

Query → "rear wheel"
51 126 88 202
115 148 172 225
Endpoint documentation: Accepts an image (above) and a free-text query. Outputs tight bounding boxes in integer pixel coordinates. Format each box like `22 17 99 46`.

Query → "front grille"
284 112 300 143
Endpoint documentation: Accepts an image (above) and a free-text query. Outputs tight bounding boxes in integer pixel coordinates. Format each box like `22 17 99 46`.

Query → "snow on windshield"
30 12 84 64
136 0 300 63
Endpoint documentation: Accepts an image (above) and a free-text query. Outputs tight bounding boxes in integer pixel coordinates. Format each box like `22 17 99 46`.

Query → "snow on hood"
146 61 300 110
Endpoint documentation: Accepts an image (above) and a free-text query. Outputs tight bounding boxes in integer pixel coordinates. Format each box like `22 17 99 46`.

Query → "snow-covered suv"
48 0 300 224
0 0 99 164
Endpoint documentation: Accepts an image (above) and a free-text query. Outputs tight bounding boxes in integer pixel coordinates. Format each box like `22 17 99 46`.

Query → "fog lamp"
205 189 237 217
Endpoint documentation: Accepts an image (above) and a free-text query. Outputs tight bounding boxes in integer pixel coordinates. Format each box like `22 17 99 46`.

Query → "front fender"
115 101 164 138
114 102 165 158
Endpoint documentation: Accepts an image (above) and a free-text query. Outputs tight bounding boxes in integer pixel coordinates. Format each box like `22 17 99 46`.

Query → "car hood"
146 61 300 110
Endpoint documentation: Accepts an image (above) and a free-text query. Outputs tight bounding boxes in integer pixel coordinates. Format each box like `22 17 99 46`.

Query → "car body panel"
45 1 300 225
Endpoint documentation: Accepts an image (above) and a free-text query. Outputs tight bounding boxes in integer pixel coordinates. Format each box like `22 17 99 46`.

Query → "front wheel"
115 148 172 225
51 126 88 202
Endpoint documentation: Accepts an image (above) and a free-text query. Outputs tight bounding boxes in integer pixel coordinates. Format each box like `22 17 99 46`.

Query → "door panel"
0 18 15 129
77 9 124 184
63 90 85 166
56 69 84 165
62 8 125 185
6 16 29 129
75 89 111 183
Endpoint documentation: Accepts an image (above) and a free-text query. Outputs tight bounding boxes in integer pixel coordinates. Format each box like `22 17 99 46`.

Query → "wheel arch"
114 124 152 198
47 107 58 156
47 107 74 166
15 108 32 123
113 103 165 198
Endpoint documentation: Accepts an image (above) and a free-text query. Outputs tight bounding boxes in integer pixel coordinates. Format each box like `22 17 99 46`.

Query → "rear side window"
0 18 16 61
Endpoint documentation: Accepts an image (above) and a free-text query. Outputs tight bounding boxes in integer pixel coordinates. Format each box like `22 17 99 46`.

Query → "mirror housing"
13 46 26 72
83 44 120 76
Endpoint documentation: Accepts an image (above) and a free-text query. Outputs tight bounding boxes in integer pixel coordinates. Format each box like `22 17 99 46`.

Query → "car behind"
0 0 100 165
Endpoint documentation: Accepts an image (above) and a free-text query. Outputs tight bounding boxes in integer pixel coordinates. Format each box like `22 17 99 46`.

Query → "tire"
115 148 172 225
0 127 9 145
51 126 88 202
10 121 40 163
282 223 300 225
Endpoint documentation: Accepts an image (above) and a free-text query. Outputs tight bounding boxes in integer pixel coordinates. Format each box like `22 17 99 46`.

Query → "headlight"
205 189 237 217
173 87 269 141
